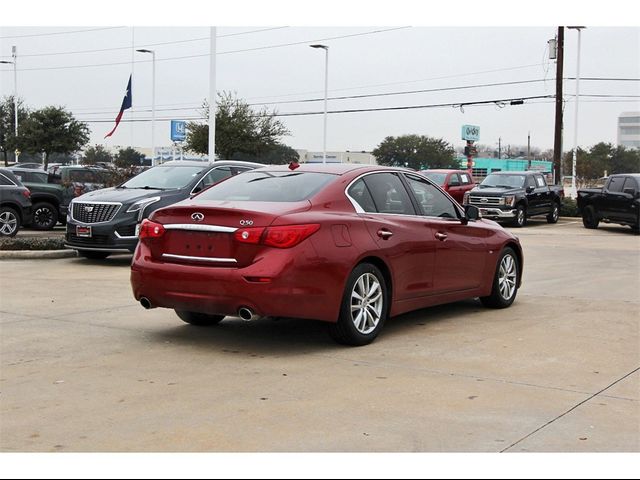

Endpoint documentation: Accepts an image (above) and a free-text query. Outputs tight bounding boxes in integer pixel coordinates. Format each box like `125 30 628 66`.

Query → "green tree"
114 147 145 168
0 96 29 166
564 143 640 185
186 92 290 160
372 135 457 170
19 106 89 170
82 145 113 165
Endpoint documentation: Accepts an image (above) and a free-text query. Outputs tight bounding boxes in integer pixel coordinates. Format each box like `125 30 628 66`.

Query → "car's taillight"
139 219 165 239
234 226 265 244
235 224 320 249
22 189 31 199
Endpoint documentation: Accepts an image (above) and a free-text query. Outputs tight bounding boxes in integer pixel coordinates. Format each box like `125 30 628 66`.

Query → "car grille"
469 196 502 205
66 233 111 246
72 202 120 224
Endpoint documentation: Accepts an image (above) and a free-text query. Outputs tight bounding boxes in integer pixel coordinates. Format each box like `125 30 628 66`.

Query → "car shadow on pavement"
70 254 133 267
147 298 484 356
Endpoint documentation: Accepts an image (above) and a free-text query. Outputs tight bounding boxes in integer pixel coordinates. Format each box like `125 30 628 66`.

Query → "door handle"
377 229 393 239
435 232 448 241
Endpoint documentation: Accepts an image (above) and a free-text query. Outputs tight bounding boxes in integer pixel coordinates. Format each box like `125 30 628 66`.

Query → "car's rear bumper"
130 242 344 323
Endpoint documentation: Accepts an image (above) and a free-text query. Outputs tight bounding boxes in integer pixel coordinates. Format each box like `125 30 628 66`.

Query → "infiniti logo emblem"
191 212 205 222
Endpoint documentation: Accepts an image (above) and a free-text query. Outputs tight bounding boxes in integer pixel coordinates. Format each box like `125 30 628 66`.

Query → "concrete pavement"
1 219 638 452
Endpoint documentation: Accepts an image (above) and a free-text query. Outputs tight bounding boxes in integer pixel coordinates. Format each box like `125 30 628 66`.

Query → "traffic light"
464 145 478 157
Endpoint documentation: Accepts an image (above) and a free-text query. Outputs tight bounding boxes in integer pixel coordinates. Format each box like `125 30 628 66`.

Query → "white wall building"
617 112 640 149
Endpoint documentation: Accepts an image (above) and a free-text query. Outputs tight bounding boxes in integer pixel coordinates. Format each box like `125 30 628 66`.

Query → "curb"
0 249 78 260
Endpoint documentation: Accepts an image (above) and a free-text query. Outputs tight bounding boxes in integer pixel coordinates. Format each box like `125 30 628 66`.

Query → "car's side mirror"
526 186 535 194
462 205 481 224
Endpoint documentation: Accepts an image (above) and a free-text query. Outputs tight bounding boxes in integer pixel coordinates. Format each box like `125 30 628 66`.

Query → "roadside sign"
171 120 187 142
461 125 480 142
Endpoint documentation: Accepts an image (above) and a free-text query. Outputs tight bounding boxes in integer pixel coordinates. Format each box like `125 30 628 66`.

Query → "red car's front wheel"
329 263 388 346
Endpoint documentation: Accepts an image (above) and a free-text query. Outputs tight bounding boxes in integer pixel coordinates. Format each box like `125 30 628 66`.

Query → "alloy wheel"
350 272 384 334
498 254 517 301
0 211 18 236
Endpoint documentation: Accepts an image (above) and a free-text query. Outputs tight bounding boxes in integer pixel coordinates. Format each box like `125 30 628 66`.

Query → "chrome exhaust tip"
140 297 154 310
238 307 259 322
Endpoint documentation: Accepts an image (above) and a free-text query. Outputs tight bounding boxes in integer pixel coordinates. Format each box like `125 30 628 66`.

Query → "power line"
75 94 556 123
15 27 290 58
0 27 410 73
0 27 126 39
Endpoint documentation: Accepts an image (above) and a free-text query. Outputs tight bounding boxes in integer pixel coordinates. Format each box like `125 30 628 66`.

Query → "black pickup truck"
577 174 640 233
463 171 564 227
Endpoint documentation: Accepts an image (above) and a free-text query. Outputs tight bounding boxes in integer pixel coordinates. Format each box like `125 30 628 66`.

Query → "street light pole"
136 49 156 166
1 46 19 162
568 26 585 198
310 44 329 164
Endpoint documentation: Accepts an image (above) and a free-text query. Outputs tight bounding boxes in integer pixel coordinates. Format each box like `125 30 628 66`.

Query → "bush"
561 197 580 217
0 237 66 250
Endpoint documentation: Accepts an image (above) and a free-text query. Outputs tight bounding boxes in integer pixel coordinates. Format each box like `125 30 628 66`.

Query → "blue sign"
461 124 480 142
171 120 187 142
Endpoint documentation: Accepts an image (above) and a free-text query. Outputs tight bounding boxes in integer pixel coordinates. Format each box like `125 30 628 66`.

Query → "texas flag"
104 74 132 138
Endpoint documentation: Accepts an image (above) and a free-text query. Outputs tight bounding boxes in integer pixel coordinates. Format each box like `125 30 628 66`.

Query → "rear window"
197 171 336 202
422 172 447 185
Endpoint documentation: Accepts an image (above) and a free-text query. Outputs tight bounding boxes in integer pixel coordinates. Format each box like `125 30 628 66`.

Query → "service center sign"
461 124 480 142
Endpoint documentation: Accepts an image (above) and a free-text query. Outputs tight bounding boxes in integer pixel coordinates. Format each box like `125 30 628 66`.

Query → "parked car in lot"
48 165 112 199
0 168 32 237
131 164 524 346
463 171 564 227
65 160 263 259
420 169 475 204
7 167 67 230
577 173 640 232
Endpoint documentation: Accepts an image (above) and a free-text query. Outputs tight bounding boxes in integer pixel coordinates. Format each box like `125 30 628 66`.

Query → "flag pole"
208 27 216 161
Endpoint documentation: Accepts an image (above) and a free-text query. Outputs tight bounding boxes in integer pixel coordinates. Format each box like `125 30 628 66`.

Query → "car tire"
31 202 59 230
512 205 527 228
0 206 20 237
546 201 560 224
582 205 599 229
78 251 111 260
329 263 388 346
175 310 225 326
480 247 520 309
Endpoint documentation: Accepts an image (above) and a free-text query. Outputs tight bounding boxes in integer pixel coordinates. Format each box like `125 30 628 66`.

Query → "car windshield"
196 171 336 202
121 165 207 190
480 174 526 188
421 172 447 185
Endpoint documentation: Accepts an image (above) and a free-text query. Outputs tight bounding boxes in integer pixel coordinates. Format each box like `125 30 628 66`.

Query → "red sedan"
131 164 523 346
420 169 476 204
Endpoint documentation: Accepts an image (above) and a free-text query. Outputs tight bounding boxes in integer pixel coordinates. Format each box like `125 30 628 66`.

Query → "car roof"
156 160 265 168
490 171 534 175
421 169 468 173
253 163 413 175
8 166 47 173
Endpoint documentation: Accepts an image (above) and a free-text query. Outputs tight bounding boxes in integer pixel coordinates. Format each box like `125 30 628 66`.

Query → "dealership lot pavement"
1 219 638 452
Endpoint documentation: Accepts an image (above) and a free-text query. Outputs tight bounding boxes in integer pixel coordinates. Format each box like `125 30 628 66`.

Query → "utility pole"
553 26 565 185
208 27 217 161
527 131 531 169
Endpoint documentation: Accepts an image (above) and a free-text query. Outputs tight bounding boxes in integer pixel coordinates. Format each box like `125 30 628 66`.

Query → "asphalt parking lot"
1 218 638 452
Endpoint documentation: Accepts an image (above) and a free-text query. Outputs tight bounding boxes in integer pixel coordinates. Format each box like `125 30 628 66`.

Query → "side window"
460 173 472 185
448 173 461 186
623 177 637 194
607 176 625 193
0 173 14 186
405 174 459 219
535 175 546 188
197 167 232 192
526 176 537 188
347 178 377 213
231 166 253 176
362 173 415 215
